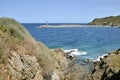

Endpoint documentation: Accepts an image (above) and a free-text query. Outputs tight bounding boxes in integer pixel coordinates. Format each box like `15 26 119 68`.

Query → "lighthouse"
46 21 48 27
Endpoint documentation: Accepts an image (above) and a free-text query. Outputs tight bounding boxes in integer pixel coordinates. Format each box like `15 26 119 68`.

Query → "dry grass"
0 17 34 64
0 17 64 80
107 55 120 73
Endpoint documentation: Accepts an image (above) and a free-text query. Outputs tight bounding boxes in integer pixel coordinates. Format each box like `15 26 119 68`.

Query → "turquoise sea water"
22 23 120 62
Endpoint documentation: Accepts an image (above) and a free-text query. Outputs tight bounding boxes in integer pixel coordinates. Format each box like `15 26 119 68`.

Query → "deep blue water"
22 23 120 62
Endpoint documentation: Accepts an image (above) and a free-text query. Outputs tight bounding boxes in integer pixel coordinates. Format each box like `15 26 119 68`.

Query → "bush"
0 25 7 32
0 17 31 40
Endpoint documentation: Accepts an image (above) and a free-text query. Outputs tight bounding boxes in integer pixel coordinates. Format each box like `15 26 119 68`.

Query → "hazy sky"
0 0 120 23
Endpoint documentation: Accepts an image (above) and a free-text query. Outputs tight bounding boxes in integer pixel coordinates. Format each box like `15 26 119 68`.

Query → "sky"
0 0 120 23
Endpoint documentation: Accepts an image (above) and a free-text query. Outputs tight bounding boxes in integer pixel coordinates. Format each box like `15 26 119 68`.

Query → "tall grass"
0 17 63 79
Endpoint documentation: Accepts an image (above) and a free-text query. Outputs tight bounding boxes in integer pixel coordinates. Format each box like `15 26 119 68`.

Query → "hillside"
88 15 120 27
0 17 120 80
0 18 80 80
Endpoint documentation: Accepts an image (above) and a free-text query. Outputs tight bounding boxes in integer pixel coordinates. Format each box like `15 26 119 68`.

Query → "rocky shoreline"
86 49 120 80
0 18 90 80
0 18 120 80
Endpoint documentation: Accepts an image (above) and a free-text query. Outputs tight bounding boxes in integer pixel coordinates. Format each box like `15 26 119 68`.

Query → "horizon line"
21 22 88 24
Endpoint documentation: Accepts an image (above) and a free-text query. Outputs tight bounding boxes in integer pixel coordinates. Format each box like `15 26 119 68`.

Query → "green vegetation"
0 17 65 80
0 17 120 80
89 15 120 27
0 18 31 66
0 18 31 40
0 40 4 63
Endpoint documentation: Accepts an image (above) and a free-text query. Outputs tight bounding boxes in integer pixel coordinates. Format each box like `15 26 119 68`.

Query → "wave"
64 49 87 56
93 53 108 62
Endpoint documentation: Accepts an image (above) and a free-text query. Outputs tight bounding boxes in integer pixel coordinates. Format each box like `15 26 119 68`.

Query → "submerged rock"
84 58 92 63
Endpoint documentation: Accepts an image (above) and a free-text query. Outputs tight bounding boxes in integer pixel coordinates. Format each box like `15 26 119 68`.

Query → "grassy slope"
0 18 64 79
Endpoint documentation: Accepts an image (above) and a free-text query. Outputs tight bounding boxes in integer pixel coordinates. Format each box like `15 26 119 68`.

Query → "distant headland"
38 15 120 28
88 15 120 27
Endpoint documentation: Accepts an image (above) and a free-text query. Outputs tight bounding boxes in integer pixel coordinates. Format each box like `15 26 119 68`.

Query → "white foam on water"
93 53 108 62
64 49 78 53
64 49 87 56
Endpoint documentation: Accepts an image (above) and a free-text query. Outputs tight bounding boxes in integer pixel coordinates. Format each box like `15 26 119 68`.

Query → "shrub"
0 17 32 40
0 25 7 32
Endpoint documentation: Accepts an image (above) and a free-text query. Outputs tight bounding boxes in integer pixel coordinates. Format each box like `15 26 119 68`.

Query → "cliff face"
0 18 71 80
88 15 120 27
86 49 120 80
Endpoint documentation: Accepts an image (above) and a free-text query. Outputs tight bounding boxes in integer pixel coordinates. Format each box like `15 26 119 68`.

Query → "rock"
0 18 92 80
84 58 91 63
54 48 64 54
7 51 43 80
64 64 83 80
116 48 120 54
51 70 60 80
85 49 120 80
2 17 120 80
33 70 43 80
53 48 69 71
8 51 24 71
68 54 74 59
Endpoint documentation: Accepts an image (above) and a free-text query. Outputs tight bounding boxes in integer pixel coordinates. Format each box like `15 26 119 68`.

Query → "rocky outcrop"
88 15 120 27
51 70 60 80
86 49 120 80
0 18 53 80
1 18 120 80
0 18 79 80
64 64 83 80
7 51 43 80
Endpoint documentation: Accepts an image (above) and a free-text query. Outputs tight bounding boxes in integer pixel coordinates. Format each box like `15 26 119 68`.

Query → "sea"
22 23 120 63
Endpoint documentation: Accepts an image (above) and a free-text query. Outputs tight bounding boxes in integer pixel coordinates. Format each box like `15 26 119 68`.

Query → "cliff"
0 18 77 80
86 49 120 80
88 15 120 27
